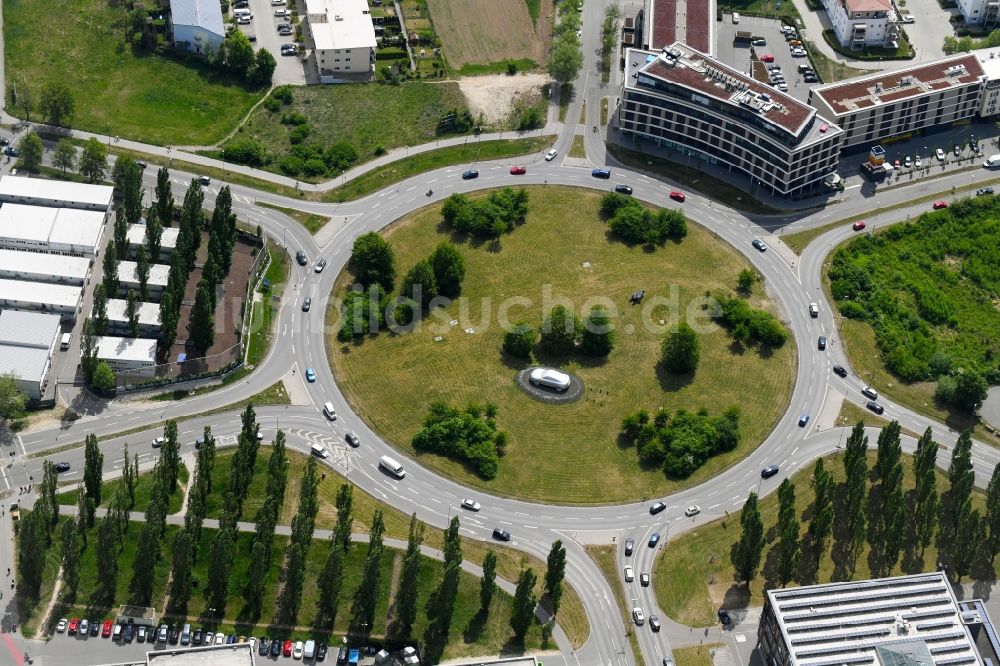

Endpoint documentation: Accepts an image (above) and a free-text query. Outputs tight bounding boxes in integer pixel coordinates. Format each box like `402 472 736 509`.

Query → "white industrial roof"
96 336 158 364
306 0 376 51
117 261 170 287
0 204 105 250
0 249 90 282
170 0 225 37
106 298 162 326
0 279 82 309
126 224 180 249
0 175 113 210
0 310 62 348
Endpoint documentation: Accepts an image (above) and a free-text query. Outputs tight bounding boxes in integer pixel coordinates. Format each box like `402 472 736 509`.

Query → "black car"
761 465 780 479
147 625 158 643
833 365 848 378
54 462 70 473
168 627 179 644
192 629 202 645
718 609 731 625
136 160 148 170
302 297 311 312
259 637 270 655
493 527 511 541
226 634 237 644
866 400 884 415
649 501 666 515
0 137 9 146
337 647 349 664
123 623 135 643
624 538 634 556
345 432 360 447
317 642 328 660
296 250 308 266
3 146 18 157
89 620 100 637
614 184 633 194
462 169 479 179
977 187 995 196
818 336 827 350
648 532 660 547
271 639 282 657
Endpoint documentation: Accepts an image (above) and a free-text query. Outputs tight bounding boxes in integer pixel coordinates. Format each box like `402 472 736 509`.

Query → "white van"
984 154 1000 168
304 640 316 659
60 332 71 350
311 443 329 458
323 401 337 420
379 455 405 479
233 7 252 16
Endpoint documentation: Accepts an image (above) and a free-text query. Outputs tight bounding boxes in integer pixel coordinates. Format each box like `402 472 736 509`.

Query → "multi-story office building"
823 0 901 50
618 44 844 197
758 572 999 666
809 53 985 151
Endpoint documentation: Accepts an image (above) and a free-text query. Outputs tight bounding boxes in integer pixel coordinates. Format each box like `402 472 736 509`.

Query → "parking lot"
716 14 817 104
236 0 309 85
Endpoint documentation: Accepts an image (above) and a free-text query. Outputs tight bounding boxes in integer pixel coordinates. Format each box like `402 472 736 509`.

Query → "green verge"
328 186 795 504
3 0 264 145
246 242 290 367
569 135 586 158
803 43 870 83
255 202 329 235
822 28 915 60
674 644 726 666
55 465 189 514
653 451 991 627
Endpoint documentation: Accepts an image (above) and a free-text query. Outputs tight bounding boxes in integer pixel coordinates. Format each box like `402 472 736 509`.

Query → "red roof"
814 53 985 115
686 0 711 52
651 0 677 49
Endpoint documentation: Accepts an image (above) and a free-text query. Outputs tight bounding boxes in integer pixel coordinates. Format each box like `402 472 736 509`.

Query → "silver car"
529 367 571 391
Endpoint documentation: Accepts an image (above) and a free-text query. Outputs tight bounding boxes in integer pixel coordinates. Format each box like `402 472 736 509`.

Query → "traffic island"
515 366 584 404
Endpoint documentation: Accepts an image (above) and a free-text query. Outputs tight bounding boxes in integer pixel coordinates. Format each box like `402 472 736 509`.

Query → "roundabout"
515 366 584 404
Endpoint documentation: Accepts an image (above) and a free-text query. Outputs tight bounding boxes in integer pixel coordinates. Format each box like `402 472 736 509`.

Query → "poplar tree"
394 513 424 637
913 428 940 555
842 421 869 570
731 491 765 583
775 479 800 585
808 458 834 560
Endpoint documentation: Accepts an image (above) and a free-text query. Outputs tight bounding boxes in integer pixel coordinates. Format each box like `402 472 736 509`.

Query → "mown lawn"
55 465 189 514
653 450 991 628
327 186 796 505
3 0 264 145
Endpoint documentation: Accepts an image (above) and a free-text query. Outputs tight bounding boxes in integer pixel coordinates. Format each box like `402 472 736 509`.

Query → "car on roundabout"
852 220 866 231
345 432 360 447
510 165 527 175
866 401 885 414
55 462 71 473
932 200 948 209
669 190 686 202
977 187 994 196
305 368 316 382
633 608 646 625
833 365 848 378
684 505 701 517
624 538 635 556
461 499 481 511
818 336 827 350
492 527 512 541
640 572 650 586
545 149 558 161
761 465 779 479
648 532 661 547
650 501 666 515
529 367 571 391
624 565 634 582
752 238 767 251
649 615 662 632
462 170 479 180
614 184 633 194
798 414 810 427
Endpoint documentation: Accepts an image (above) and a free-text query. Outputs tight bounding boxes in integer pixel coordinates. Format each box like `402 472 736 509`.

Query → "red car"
283 640 293 657
509 165 526 175
102 620 113 638
68 618 79 634
669 191 686 202
932 200 948 209
852 221 866 231
760 54 775 62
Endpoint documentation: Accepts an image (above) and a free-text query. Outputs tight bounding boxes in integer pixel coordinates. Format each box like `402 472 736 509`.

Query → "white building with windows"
106 298 162 336
126 224 180 262
0 204 106 256
0 176 113 211
305 0 376 81
959 0 1000 28
170 0 225 54
116 261 171 298
0 279 82 319
0 250 90 285
96 336 158 377
0 310 62 400
823 0 901 50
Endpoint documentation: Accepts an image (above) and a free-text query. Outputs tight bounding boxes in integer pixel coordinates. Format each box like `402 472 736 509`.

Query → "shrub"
605 199 687 245
838 300 867 320
271 85 294 104
429 241 465 298
713 295 788 347
400 260 438 310
281 111 308 126
620 406 741 477
412 402 505 480
507 60 518 75
661 321 700 373
337 286 388 341
580 306 614 357
441 188 529 238
350 232 396 292
325 142 359 172
503 322 536 359
263 96 282 113
289 124 311 144
539 305 580 356
278 155 304 176
302 158 326 176
221 137 267 166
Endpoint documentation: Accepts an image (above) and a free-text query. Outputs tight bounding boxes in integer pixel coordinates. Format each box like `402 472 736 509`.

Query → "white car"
293 641 304 659
56 618 68 633
274 8 289 16
215 633 225 645
529 367 571 391
545 148 558 161
936 148 946 161
152 436 165 448
461 499 481 511
237 15 251 23
684 505 701 517
633 607 646 625
624 565 635 582
271 0 286 4
915 156 923 168
203 632 214 645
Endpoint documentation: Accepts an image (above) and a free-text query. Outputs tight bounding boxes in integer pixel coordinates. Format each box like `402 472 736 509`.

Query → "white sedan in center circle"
529 367 571 391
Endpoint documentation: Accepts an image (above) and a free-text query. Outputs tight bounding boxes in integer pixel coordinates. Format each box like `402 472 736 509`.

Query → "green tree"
59 517 81 600
317 537 347 624
39 82 74 126
136 245 151 302
14 80 34 122
737 268 758 295
480 550 498 613
79 138 109 183
351 232 396 291
266 430 288 507
600 4 623 64
112 155 136 194
429 241 466 297
913 428 940 555
167 528 193 613
91 284 109 336
92 361 116 392
161 420 181 494
503 321 536 359
394 513 424 637
128 522 160 605
539 304 580 356
547 36 583 84
953 509 981 580
95 515 119 603
17 132 43 172
80 319 99 386
223 29 255 76
953 370 989 413
0 372 28 427
154 167 173 228
842 421 869 570
424 516 463 662
987 463 1000 563
103 239 119 297
510 568 538 641
125 289 140 338
334 483 353 552
661 320 700 373
290 456 320 548
545 539 567 615
53 138 77 174
206 524 236 615
731 491 765 583
251 47 277 85
15 511 47 598
190 282 215 352
580 306 614 356
278 542 307 625
874 421 905 574
401 259 438 310
83 433 104 509
808 458 834 560
775 479 800 586
350 509 386 634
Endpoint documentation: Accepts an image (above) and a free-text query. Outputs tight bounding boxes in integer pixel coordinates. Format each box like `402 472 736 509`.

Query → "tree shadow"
722 584 751 610
829 480 856 581
866 483 886 578
729 340 747 356
796 532 820 585
761 542 781 590
654 362 695 392
463 609 488 644
500 636 527 657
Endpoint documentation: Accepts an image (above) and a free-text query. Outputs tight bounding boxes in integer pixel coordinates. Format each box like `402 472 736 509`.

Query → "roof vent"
334 13 343 20
875 82 884 93
900 75 912 85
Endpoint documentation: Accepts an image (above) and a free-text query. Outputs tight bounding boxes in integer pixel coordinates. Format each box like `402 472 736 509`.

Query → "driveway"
900 0 954 63
237 0 307 85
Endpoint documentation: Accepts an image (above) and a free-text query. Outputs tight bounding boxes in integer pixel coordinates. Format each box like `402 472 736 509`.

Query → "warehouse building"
96 336 157 377
0 310 62 400
125 224 180 262
0 249 91 285
618 45 844 198
0 175 114 211
116 261 171 298
758 572 991 666
0 204 107 256
106 298 162 336
0 279 83 319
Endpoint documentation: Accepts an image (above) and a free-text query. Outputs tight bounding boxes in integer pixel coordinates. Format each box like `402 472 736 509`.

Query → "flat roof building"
0 175 113 211
758 572 989 666
0 249 91 285
0 309 61 400
106 298 162 335
619 45 844 197
0 203 107 256
0 279 83 319
96 336 157 377
170 0 225 54
126 224 180 262
809 53 985 150
117 261 171 297
305 0 376 81
646 0 713 53
822 0 901 51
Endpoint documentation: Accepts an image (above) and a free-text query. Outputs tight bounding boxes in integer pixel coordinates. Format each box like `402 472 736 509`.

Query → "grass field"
199 448 590 647
3 0 264 145
674 644 726 666
426 0 550 69
26 518 543 658
653 450 991 627
328 186 795 504
55 466 189 515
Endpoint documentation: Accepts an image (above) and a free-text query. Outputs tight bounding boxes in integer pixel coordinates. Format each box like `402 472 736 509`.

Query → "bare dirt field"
458 73 550 124
426 0 553 69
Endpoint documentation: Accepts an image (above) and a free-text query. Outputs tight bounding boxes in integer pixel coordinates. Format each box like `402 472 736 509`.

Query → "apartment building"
95 336 158 377
823 0 901 50
958 0 1000 28
304 0 376 82
618 45 844 197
